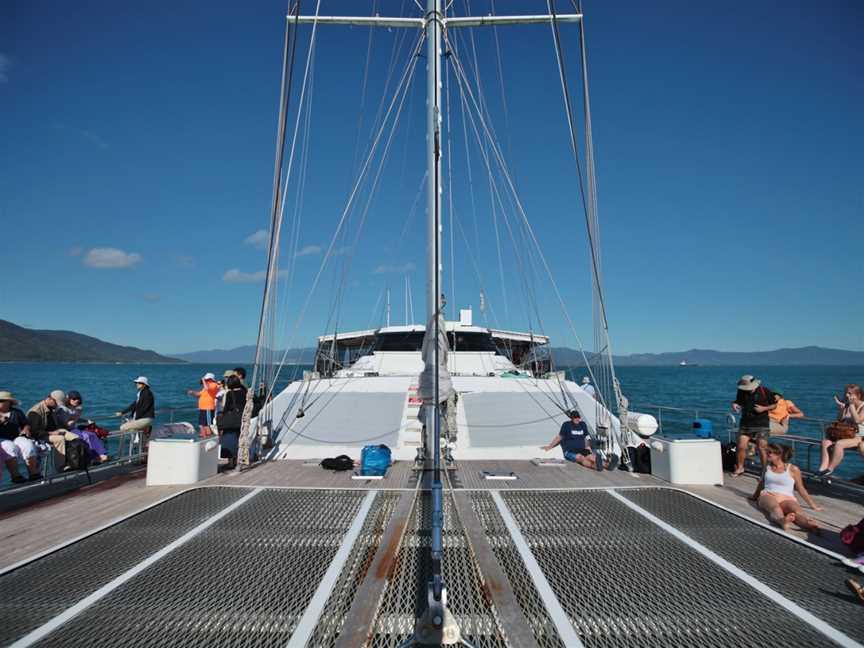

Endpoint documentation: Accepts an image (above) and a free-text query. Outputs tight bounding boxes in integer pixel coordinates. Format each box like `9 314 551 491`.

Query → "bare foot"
782 512 796 531
732 468 745 477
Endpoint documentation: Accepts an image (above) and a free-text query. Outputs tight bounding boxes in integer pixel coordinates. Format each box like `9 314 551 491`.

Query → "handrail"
0 406 201 493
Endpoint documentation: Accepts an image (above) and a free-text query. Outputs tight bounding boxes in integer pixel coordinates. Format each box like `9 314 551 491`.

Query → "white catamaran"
239 1 656 643
4 4 860 648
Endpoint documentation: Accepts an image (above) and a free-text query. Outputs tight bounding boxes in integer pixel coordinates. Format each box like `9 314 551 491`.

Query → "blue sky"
2 0 861 356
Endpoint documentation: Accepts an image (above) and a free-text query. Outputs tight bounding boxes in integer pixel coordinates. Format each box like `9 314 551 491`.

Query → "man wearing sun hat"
116 376 156 433
731 374 777 476
0 391 42 482
187 373 220 438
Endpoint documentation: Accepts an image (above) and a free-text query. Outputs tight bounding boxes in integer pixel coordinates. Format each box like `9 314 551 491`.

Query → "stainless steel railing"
0 405 201 493
633 401 864 491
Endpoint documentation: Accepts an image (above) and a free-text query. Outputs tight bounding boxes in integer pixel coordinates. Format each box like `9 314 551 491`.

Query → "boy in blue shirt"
541 410 598 468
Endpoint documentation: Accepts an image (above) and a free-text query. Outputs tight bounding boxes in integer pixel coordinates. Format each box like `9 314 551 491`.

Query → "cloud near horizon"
373 262 415 274
243 229 268 249
295 245 322 257
83 247 142 269
222 268 289 284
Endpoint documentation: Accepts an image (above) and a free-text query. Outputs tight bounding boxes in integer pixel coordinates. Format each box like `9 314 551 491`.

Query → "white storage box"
146 437 219 486
649 436 723 486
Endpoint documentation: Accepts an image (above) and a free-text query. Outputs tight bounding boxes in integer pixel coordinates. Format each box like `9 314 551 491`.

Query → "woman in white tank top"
750 443 822 533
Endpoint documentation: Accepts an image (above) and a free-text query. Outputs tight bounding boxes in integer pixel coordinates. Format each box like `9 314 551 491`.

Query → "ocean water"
1 362 862 479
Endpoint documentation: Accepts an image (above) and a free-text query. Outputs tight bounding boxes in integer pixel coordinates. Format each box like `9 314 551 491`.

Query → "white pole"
386 287 391 327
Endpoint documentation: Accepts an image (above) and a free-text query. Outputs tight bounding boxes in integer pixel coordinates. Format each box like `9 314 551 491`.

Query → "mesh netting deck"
1 486 859 648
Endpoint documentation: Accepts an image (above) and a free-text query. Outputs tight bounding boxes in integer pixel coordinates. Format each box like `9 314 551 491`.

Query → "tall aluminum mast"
288 6 582 646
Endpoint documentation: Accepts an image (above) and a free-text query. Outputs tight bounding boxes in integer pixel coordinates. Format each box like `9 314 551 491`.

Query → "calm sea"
1 363 861 479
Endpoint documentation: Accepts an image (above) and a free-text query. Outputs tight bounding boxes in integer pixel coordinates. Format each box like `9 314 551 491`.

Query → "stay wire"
445 32 609 410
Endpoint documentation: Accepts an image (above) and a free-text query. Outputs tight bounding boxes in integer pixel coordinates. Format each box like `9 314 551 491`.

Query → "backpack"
320 455 354 471
360 444 392 477
65 437 92 477
721 442 738 472
841 517 864 555
625 445 651 473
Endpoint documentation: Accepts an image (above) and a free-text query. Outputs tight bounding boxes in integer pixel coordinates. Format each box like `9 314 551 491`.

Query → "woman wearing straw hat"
0 391 42 482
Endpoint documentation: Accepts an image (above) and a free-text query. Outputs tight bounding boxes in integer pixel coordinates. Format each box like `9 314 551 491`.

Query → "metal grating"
366 492 508 648
32 489 368 648
621 488 864 642
501 490 832 648
0 487 249 646
469 491 565 648
305 491 401 648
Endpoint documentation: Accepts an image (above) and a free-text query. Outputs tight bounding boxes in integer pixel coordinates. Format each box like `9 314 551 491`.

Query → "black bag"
721 442 738 472
321 455 354 471
65 437 91 472
625 445 652 473
217 409 243 430
217 390 244 430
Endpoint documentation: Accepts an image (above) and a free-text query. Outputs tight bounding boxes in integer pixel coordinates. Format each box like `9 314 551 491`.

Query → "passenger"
57 391 108 463
187 372 219 438
749 444 822 533
217 375 247 469
115 377 156 440
768 392 804 436
731 375 777 476
215 370 235 418
27 392 73 470
581 376 597 400
233 367 248 387
541 409 598 468
817 384 864 477
0 391 41 482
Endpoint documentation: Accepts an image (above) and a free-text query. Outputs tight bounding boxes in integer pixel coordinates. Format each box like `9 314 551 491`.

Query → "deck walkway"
1 459 860 571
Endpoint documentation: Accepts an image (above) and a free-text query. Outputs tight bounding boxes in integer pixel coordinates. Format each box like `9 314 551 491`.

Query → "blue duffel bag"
360 444 392 477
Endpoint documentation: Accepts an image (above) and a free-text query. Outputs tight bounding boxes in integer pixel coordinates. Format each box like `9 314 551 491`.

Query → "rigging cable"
267 30 428 397
444 31 609 410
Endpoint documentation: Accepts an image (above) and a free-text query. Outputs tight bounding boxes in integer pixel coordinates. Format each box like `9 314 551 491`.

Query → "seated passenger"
818 384 864 477
541 410 598 469
57 390 108 463
115 376 155 434
750 444 822 533
0 391 41 482
27 392 73 471
768 392 804 436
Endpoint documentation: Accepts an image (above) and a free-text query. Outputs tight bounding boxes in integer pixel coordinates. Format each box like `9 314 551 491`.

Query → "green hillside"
0 320 184 363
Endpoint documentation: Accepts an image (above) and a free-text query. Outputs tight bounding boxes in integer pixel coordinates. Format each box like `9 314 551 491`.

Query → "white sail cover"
418 313 454 404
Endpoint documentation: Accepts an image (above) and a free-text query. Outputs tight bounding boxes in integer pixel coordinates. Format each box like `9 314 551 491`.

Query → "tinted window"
374 331 425 351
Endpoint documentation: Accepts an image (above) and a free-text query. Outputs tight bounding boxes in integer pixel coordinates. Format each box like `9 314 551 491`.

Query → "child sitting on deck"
749 443 822 533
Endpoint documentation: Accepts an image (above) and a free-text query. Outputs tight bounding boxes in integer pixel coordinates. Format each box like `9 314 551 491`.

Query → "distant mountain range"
3 318 860 366
172 343 864 366
170 346 315 364
551 346 864 367
0 320 183 363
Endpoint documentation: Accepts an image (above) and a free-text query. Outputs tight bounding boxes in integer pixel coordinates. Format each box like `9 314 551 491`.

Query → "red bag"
841 517 864 555
84 422 110 439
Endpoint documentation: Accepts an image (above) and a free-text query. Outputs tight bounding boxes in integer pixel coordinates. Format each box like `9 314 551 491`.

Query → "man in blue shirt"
541 410 598 468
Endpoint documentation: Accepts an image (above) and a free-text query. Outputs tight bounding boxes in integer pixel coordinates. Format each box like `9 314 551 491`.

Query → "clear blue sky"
2 0 861 356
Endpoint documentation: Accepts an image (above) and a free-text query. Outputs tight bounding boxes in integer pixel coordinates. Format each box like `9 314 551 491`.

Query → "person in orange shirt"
187 372 220 438
769 392 805 436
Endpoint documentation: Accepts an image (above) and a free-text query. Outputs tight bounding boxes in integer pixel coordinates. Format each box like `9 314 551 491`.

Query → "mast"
424 0 448 636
